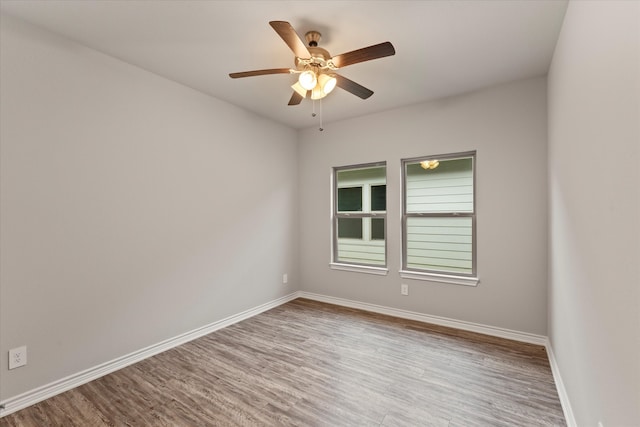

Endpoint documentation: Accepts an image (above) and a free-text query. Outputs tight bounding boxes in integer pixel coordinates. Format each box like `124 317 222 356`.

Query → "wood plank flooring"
0 298 566 426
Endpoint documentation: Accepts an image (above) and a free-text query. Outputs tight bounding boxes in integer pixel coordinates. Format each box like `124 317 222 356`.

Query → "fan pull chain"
310 99 323 132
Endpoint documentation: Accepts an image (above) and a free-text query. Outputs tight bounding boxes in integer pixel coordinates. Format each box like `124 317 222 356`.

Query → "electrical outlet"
9 346 27 370
598 422 604 427
282 273 288 284
401 284 409 296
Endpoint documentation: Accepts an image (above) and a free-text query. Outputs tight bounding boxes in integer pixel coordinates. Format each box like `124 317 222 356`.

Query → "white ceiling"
0 0 568 129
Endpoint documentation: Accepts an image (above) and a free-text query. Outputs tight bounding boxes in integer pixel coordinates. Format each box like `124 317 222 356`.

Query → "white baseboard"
0 292 299 417
545 339 577 427
298 291 547 346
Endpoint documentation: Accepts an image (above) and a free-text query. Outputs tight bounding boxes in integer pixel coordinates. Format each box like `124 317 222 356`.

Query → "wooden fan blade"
335 74 374 99
288 91 304 106
269 21 311 58
287 90 311 105
331 42 396 69
229 68 292 78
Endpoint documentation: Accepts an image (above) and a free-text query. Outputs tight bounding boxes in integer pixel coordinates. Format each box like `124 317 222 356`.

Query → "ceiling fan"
229 21 396 106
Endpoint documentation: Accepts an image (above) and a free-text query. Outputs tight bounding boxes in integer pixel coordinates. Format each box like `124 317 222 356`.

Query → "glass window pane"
371 185 386 211
406 217 472 274
337 218 363 239
337 222 385 266
406 158 473 213
338 166 386 186
336 240 385 266
338 187 362 212
371 218 385 240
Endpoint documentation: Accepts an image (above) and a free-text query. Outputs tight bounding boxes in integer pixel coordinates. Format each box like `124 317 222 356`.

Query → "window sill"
399 270 479 287
330 263 389 276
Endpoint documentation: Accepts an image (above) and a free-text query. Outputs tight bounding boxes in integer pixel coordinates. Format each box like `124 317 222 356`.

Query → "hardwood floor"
0 298 566 426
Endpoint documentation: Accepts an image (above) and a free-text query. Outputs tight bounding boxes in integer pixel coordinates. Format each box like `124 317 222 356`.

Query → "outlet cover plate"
9 346 27 370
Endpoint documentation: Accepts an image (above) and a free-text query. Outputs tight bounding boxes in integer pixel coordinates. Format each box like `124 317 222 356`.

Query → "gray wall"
0 14 298 400
547 1 640 425
298 76 549 335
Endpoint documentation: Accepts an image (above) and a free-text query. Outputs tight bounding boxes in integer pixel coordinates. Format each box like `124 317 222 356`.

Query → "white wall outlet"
401 284 409 296
9 346 27 370
282 273 288 284
598 422 604 427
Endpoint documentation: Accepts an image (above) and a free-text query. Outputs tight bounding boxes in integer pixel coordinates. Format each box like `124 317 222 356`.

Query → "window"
333 163 387 270
402 152 476 282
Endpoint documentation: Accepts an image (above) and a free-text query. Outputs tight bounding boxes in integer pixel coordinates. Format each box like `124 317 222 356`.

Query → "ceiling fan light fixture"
319 74 337 95
310 85 325 100
298 70 317 90
291 81 307 97
310 74 337 100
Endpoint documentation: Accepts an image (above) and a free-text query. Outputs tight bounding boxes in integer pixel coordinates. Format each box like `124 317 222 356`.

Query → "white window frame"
400 151 478 286
330 162 388 275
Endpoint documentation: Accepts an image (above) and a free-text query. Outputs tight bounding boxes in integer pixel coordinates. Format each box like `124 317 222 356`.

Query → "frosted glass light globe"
298 71 317 90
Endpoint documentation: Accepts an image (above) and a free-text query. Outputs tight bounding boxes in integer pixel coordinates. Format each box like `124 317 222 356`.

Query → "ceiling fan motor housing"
295 46 333 71
305 30 321 47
